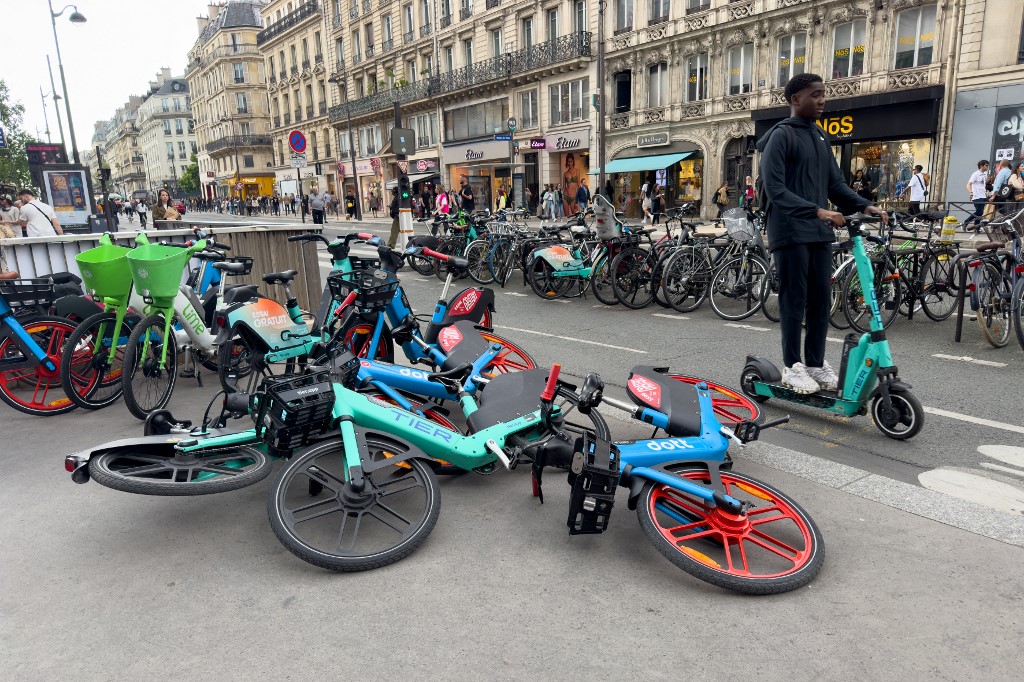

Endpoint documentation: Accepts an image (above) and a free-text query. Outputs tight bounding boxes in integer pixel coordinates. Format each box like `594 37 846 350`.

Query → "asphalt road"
3 212 1022 679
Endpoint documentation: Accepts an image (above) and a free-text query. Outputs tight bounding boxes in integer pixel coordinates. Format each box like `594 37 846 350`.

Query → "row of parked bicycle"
0 225 821 594
419 199 1024 350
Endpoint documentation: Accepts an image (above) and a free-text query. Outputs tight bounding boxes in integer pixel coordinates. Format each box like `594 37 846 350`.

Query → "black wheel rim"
99 449 264 484
128 320 175 413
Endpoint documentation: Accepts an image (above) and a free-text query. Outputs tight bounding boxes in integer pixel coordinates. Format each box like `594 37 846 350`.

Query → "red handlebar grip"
540 363 561 401
357 232 373 239
422 247 449 262
332 291 358 318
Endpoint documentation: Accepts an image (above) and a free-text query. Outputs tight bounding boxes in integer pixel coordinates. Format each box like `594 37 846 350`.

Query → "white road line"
724 322 771 332
545 299 571 304
591 305 616 309
503 292 528 297
979 462 1024 478
923 406 1024 435
932 353 1007 368
651 313 690 320
493 325 647 353
826 337 843 343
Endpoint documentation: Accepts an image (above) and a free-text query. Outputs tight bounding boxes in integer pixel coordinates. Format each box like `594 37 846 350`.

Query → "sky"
1 0 224 153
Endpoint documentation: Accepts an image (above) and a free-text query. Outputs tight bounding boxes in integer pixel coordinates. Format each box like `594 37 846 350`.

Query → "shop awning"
384 172 438 189
601 152 695 174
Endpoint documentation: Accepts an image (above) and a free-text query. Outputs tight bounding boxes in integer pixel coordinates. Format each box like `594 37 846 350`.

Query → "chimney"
208 4 222 21
196 16 208 33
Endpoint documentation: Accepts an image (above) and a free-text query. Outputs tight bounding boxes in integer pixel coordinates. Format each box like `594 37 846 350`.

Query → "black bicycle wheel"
528 258 574 299
976 262 1011 348
870 387 924 440
636 467 824 594
590 253 618 306
268 437 441 572
1013 275 1024 351
661 247 709 313
60 311 137 410
709 254 768 321
920 250 959 321
122 314 178 421
464 238 496 284
842 258 900 333
760 258 780 323
91 445 271 495
611 247 658 309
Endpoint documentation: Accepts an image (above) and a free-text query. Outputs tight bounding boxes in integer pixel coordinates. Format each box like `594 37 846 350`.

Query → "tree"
0 79 35 189
178 153 200 195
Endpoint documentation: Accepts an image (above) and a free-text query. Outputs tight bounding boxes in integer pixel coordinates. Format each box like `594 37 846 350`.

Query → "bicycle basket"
723 208 755 241
224 256 254 276
251 370 336 450
347 255 381 274
126 242 191 306
0 278 55 309
327 268 400 311
76 241 133 300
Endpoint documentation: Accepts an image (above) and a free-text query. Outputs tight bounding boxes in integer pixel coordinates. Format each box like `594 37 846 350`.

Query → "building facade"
187 1 276 201
943 0 1024 203
137 69 198 197
260 0 337 197
103 97 147 200
323 0 598 213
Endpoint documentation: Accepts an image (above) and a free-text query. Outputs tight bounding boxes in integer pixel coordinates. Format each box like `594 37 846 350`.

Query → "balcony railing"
366 45 375 57
234 77 245 84
274 115 281 127
329 31 592 121
382 39 394 52
306 104 314 117
336 58 346 71
291 65 299 75
649 13 668 25
460 6 473 20
205 135 273 153
333 12 342 27
440 14 452 28
404 30 414 44
279 71 287 80
131 155 144 163
294 108 303 122
124 171 146 180
486 0 500 8
315 53 323 64
350 7 358 19
188 44 261 73
302 59 311 70
686 0 711 14
270 75 277 84
257 1 320 45
284 113 292 124
319 102 328 115
420 25 431 37
353 53 362 64
362 0 371 11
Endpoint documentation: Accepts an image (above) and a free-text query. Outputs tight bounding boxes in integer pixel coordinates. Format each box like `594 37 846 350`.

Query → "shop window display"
840 139 933 205
675 159 703 204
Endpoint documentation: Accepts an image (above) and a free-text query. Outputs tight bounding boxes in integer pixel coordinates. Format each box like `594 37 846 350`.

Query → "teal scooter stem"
740 213 924 440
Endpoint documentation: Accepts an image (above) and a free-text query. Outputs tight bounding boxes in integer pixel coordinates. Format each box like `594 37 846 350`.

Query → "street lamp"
597 0 607 199
219 116 242 198
328 74 362 220
48 1 86 165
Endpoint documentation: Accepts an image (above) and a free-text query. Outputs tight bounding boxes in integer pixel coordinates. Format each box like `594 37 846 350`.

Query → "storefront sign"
992 106 1024 163
544 127 591 152
441 140 508 165
636 132 670 149
530 138 546 149
414 157 440 172
337 159 377 176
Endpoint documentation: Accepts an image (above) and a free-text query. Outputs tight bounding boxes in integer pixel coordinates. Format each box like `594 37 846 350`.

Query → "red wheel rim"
343 323 390 360
669 375 761 426
0 319 79 412
649 471 816 580
478 333 536 374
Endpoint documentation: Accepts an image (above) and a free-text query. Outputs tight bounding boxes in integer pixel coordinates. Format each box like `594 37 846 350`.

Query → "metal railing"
362 0 371 11
486 0 500 8
319 102 328 115
257 1 320 45
291 65 299 75
306 105 314 117
420 24 431 37
686 0 711 13
366 45 376 57
294 108 303 122
440 14 452 28
460 6 473 20
205 135 273 153
279 70 288 80
284 113 292 125
336 58 346 71
350 6 358 18
404 30 414 44
382 39 394 52
270 75 277 84
329 31 591 121
353 53 362 64
315 53 323 64
274 115 281 127
302 59 311 70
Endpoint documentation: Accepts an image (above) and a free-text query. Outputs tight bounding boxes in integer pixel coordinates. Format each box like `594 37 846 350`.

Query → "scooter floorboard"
753 380 864 416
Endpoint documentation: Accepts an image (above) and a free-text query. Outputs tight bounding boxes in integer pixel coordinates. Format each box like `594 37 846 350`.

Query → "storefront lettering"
554 136 582 150
817 115 854 137
996 110 1024 144
637 132 670 148
530 138 546 149
465 149 484 160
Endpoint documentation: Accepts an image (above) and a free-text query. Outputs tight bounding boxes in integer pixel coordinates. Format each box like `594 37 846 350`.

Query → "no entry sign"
289 130 307 153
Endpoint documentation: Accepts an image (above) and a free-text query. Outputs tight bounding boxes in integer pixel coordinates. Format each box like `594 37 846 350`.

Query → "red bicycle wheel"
637 468 824 594
0 316 80 416
341 320 394 363
478 332 536 374
668 375 762 425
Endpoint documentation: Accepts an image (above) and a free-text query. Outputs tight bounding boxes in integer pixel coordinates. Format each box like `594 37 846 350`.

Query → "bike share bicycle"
741 213 925 439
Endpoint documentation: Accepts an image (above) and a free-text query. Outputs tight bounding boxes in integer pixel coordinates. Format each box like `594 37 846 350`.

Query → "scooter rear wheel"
636 468 824 594
740 364 771 404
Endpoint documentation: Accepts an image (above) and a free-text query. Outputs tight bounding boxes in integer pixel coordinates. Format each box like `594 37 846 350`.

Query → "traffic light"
512 141 521 155
391 128 416 156
398 174 411 202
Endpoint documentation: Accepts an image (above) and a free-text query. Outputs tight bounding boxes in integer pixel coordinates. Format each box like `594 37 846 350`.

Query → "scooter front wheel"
870 388 924 440
636 468 824 594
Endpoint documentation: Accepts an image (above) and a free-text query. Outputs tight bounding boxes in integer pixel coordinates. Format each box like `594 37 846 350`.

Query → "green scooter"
740 213 924 440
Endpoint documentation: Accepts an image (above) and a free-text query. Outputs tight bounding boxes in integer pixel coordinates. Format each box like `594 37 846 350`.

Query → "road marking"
724 322 771 332
827 337 843 343
651 313 690 320
923 406 1024 435
503 292 528 297
545 299 571 304
980 462 1024 478
592 305 616 309
918 468 1024 516
978 444 1024 469
932 354 1007 368
493 325 646 353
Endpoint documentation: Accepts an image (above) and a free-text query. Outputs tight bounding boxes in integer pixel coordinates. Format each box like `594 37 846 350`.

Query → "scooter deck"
752 381 865 416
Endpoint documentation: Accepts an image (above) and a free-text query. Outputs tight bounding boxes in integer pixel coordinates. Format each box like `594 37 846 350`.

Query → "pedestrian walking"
388 189 400 248
459 176 475 214
524 186 533 214
641 191 653 224
964 160 991 228
905 165 928 215
309 187 325 224
990 160 1014 214
136 198 149 228
575 180 590 213
850 170 874 202
554 184 565 219
434 184 450 216
345 190 357 219
652 186 663 224
713 181 729 219
757 72 886 395
543 185 556 221
152 189 181 223
1010 162 1024 211
15 189 64 237
742 176 755 209
1 194 24 237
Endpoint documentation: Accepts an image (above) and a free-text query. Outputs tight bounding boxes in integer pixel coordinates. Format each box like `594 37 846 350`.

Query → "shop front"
601 135 705 218
338 158 382 214
216 173 274 200
543 127 591 216
945 85 1024 206
443 140 512 212
753 86 943 206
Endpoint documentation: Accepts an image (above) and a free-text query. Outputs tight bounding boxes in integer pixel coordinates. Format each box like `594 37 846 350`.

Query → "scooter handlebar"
540 363 561 402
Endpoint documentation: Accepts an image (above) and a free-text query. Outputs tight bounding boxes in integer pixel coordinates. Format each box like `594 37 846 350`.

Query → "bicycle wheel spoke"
369 503 412 533
748 529 800 560
118 463 170 477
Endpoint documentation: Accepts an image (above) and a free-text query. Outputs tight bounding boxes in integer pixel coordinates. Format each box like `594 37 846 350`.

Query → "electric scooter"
739 213 924 440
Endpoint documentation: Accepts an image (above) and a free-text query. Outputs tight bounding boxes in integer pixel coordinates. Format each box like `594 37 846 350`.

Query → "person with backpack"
713 181 729 218
756 73 887 395
904 165 928 215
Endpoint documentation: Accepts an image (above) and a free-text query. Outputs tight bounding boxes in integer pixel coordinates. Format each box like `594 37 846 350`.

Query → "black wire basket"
251 370 336 450
327 269 400 311
0 278 56 309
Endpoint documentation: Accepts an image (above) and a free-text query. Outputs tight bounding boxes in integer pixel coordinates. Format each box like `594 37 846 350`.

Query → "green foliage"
0 80 35 189
178 153 200 194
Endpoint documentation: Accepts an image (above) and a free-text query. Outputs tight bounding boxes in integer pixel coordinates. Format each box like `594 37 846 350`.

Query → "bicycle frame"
0 296 56 373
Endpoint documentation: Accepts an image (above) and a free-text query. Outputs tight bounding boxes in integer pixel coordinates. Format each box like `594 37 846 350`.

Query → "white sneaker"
782 363 819 394
807 361 839 392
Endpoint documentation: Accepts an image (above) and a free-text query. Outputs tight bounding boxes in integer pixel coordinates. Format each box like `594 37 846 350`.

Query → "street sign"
494 134 511 141
397 161 409 173
288 130 307 153
391 127 416 156
507 117 517 132
289 151 308 168
235 182 243 190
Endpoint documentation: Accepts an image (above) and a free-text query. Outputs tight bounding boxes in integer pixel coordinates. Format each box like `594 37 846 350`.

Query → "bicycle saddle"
213 261 248 274
446 256 470 271
426 362 473 386
625 366 702 438
262 270 298 285
466 368 551 434
975 242 1005 253
48 272 82 286
634 228 656 236
220 284 260 305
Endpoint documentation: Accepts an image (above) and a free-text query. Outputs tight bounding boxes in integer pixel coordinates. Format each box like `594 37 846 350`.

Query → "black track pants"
773 241 832 369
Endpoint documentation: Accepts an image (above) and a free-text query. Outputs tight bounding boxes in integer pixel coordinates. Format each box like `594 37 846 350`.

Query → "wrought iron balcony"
404 30 414 44
381 39 394 52
366 45 375 57
420 24 431 37
306 105 314 117
319 102 328 115
315 53 323 64
257 1 320 45
279 71 287 80
350 7 358 19
205 135 273 153
333 12 342 27
686 0 711 14
291 65 299 75
274 115 281 127
362 0 371 11
336 58 346 71
294 108 303 122
486 0 500 8
124 171 146 181
270 75 277 84
329 31 591 121
440 14 452 28
302 59 311 70
353 53 362 64
284 113 292 124
460 6 473 21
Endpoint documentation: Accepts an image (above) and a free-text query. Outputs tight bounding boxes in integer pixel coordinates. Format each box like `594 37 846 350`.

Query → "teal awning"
602 152 695 174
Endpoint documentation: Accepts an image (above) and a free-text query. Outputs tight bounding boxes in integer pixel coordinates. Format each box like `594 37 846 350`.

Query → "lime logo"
81 269 93 279
136 268 149 279
182 305 206 334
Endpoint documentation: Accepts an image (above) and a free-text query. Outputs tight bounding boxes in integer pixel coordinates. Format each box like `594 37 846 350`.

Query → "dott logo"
817 115 854 137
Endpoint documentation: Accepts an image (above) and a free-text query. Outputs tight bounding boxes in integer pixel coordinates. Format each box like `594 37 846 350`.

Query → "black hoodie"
755 116 871 250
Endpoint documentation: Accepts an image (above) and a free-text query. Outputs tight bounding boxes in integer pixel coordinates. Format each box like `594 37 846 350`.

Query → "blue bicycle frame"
0 296 56 372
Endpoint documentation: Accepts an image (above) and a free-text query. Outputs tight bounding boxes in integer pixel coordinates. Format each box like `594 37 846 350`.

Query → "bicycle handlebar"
287 233 329 244
331 290 358 318
420 247 449 262
540 363 561 402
